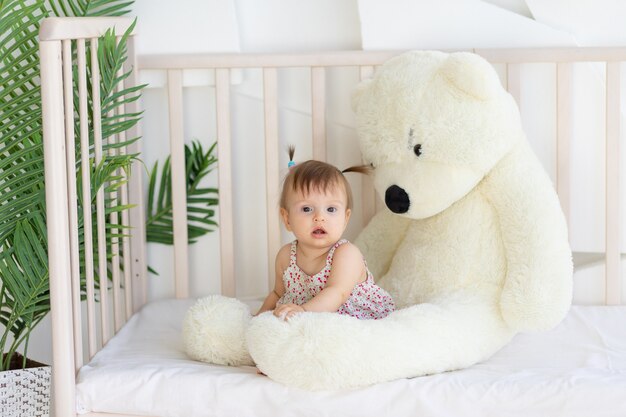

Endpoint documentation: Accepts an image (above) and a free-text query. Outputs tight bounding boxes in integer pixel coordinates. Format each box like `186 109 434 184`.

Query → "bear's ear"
439 52 501 100
351 79 372 112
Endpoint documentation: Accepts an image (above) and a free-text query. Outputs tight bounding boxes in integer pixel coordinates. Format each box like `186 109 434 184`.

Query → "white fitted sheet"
76 299 626 417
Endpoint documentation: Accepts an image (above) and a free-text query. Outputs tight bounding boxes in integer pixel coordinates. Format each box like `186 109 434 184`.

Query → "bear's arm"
482 142 573 332
353 209 411 280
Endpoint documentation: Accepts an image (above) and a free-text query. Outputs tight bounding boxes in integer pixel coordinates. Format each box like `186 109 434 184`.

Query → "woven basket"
0 366 51 417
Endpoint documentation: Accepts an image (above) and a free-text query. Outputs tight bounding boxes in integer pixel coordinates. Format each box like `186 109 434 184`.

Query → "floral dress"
277 239 395 319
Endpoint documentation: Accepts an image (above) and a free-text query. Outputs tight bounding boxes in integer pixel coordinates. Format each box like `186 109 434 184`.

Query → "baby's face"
280 185 351 250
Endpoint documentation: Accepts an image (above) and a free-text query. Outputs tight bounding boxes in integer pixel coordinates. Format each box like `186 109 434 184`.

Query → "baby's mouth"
312 227 327 236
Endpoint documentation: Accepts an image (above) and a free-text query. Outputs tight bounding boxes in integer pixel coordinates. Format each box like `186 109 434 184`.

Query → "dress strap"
326 239 348 265
289 240 298 266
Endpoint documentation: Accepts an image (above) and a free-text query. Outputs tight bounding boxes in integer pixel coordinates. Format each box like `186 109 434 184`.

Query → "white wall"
21 0 626 365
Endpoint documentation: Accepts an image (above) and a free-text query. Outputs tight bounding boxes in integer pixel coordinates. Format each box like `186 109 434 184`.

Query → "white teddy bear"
183 50 573 390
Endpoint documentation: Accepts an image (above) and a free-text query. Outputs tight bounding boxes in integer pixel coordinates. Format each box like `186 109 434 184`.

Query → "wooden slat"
605 62 622 305
62 39 83 370
108 68 122 331
216 68 236 297
359 66 376 226
264 68 281 290
120 163 133 320
139 51 402 70
39 17 136 41
506 63 522 107
476 47 626 63
116 60 133 321
311 67 326 161
138 48 626 70
167 70 189 299
40 39 77 417
556 63 573 227
359 65 374 81
108 196 122 330
108 36 132 325
77 38 97 358
125 35 147 312
91 37 109 345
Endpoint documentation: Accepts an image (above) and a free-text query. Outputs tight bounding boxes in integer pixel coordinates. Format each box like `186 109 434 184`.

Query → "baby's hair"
280 146 371 210
288 144 296 163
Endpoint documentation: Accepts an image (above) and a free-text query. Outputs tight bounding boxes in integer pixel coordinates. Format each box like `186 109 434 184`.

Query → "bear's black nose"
385 185 410 213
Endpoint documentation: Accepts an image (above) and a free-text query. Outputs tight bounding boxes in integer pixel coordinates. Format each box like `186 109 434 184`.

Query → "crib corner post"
40 38 77 417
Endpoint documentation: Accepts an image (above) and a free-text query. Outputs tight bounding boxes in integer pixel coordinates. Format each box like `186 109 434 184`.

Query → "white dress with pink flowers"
277 239 395 320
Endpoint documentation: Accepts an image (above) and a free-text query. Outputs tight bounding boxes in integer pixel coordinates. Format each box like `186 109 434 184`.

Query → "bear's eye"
413 144 422 157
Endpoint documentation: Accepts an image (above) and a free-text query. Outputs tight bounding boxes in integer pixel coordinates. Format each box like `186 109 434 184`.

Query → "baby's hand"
273 303 305 321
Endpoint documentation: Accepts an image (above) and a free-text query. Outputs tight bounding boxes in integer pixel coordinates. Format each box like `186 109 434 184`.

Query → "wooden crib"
40 17 624 417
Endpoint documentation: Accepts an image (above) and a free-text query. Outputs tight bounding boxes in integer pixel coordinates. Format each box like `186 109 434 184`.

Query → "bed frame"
39 17 624 417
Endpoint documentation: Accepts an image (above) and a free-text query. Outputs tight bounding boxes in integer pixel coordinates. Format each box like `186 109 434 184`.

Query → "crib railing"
39 16 624 417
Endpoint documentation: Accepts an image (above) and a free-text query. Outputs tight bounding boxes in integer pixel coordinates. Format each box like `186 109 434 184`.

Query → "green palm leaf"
146 141 219 245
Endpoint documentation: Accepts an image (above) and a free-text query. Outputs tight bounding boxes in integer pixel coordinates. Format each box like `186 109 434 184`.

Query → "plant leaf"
146 140 219 245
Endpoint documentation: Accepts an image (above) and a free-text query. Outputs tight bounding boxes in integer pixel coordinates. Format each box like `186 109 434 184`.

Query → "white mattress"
76 299 626 417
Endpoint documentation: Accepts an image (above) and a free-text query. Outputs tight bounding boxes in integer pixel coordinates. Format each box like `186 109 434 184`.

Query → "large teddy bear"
183 50 573 390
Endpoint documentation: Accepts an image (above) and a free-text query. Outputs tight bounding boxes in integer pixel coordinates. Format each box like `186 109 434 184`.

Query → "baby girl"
256 148 395 321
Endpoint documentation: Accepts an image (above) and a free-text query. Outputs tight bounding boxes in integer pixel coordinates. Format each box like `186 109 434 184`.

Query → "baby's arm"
303 243 365 312
255 244 289 316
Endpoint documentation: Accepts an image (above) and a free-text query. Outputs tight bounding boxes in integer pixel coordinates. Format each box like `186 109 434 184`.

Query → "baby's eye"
327 207 337 213
302 206 313 213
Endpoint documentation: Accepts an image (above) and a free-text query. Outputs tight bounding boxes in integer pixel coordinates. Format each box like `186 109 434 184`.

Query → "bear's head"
352 51 524 219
